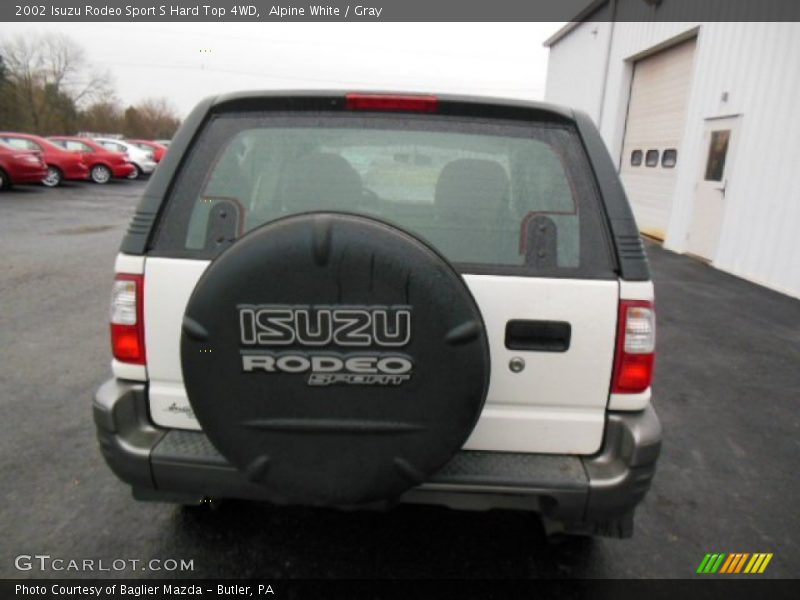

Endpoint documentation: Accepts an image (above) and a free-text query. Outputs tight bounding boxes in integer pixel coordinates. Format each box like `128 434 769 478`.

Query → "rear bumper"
136 160 157 174
94 379 661 537
112 163 136 178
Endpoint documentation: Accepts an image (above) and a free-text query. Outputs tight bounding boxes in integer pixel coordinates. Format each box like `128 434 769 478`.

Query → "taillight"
611 300 655 394
110 274 145 364
345 93 438 113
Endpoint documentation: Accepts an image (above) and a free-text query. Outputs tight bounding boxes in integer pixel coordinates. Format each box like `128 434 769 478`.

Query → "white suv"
95 92 661 538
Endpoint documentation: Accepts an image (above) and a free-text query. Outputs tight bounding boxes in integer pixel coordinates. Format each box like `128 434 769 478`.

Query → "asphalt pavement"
0 181 798 579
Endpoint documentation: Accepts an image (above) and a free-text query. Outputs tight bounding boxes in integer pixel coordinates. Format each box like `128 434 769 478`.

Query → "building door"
687 117 740 261
620 37 696 239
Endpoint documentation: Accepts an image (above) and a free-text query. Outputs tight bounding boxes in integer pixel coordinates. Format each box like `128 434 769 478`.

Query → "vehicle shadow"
160 499 596 578
0 185 43 195
1 181 87 194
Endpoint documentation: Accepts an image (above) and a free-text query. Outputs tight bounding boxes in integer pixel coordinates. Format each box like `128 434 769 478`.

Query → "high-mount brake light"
110 274 146 365
345 93 439 113
611 300 655 394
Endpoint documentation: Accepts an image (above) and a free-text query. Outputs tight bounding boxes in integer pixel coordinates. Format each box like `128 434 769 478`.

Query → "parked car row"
0 132 169 190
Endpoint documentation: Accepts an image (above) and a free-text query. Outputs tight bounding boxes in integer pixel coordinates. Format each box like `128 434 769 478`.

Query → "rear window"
2 137 39 151
65 140 92 152
100 141 126 152
152 113 614 277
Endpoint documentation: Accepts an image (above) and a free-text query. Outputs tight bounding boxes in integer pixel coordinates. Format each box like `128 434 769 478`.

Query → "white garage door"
620 38 696 239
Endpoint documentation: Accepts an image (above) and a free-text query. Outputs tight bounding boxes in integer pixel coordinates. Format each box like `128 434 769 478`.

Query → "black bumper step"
151 428 588 492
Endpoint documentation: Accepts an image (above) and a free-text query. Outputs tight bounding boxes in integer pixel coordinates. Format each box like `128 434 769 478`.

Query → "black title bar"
3 0 800 22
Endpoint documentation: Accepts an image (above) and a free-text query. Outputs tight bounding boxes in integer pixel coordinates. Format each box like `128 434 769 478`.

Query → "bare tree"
0 54 20 129
41 33 113 105
80 98 124 135
0 33 181 138
125 97 181 139
0 32 113 132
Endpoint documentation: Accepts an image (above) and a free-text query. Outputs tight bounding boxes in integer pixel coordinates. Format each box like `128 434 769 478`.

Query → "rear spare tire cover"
181 213 490 506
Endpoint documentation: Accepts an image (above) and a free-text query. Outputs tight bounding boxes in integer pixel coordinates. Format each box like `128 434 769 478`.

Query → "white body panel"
618 279 654 303
112 359 146 381
143 258 208 416
546 20 800 298
142 257 619 454
114 253 145 274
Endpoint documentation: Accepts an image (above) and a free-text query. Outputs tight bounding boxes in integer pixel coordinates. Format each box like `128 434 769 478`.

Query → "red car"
48 136 136 183
0 132 89 187
0 142 48 190
127 139 168 163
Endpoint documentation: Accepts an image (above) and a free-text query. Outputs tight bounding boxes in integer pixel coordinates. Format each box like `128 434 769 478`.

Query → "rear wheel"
90 164 112 184
0 169 10 190
42 166 63 187
126 165 142 180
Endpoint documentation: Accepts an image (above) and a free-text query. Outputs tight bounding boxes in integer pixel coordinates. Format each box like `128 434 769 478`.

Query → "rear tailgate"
143 260 616 453
137 94 621 455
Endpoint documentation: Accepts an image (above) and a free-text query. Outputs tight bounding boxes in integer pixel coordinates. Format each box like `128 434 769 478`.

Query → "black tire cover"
181 212 490 506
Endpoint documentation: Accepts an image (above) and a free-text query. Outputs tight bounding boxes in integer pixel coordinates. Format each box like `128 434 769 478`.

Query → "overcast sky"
2 22 562 115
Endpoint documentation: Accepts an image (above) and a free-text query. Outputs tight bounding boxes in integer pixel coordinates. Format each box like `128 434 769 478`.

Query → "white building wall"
543 21 613 123
545 20 800 297
668 22 800 297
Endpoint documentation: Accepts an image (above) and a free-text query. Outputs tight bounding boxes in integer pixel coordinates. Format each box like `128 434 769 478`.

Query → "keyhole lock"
509 357 525 373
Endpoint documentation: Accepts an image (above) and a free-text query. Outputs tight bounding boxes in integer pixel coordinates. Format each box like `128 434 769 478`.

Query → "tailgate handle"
505 320 571 352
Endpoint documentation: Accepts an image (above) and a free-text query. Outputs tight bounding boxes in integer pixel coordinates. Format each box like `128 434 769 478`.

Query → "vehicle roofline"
206 89 576 122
